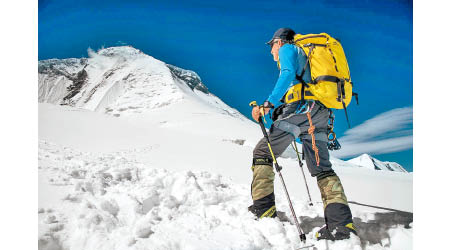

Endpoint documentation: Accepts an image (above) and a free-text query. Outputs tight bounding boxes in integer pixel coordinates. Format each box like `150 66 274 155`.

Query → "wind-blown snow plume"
331 107 413 158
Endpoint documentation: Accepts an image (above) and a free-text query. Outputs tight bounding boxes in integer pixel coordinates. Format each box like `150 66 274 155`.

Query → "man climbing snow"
248 28 357 241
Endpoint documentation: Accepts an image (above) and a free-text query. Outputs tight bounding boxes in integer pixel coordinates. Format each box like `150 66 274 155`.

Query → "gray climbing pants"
252 102 333 177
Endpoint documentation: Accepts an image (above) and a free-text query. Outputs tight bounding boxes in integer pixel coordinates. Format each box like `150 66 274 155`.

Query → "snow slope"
38 46 413 250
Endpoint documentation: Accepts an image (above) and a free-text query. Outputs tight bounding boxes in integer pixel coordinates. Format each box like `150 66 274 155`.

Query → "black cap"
266 28 296 45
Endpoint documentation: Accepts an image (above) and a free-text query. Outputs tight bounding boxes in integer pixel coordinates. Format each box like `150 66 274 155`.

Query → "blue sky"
38 0 413 171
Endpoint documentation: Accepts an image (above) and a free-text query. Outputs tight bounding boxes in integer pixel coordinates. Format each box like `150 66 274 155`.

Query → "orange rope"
307 112 320 166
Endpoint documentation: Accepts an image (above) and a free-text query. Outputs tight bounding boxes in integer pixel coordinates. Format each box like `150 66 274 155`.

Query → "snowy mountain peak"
347 153 408 172
38 46 242 118
95 46 145 58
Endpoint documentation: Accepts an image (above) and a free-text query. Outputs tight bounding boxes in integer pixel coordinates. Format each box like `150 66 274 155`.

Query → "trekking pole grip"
249 101 269 137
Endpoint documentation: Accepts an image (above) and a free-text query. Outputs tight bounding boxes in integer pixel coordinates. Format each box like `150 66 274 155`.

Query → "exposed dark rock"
223 139 245 145
62 66 88 103
39 58 89 105
166 64 209 94
38 58 87 74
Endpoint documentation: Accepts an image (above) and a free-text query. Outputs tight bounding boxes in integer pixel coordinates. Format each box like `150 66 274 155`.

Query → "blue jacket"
267 44 311 108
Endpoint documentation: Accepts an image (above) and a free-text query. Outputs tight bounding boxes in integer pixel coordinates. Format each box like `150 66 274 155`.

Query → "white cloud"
342 107 412 142
331 135 413 158
330 107 413 158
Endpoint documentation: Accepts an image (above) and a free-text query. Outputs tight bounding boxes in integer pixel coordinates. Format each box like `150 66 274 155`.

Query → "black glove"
263 101 274 109
271 104 286 121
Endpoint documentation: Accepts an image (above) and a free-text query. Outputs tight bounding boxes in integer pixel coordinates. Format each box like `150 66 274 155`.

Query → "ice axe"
249 101 311 246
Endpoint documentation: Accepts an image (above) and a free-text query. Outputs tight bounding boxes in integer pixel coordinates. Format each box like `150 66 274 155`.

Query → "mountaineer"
248 28 357 241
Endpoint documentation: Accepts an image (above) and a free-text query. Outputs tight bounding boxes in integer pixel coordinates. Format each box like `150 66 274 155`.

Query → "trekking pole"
291 142 314 206
249 101 308 243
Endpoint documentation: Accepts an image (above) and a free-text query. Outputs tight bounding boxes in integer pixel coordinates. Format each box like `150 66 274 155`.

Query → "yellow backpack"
284 33 358 118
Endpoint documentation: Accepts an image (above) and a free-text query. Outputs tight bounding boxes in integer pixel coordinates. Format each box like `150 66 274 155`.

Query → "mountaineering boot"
249 161 277 219
248 203 277 219
316 225 334 240
316 173 356 240
249 192 277 219
316 223 357 241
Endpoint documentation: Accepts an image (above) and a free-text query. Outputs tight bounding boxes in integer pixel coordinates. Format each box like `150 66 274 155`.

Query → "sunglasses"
270 39 281 48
